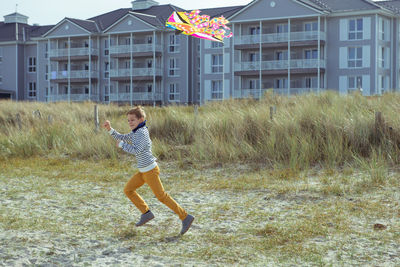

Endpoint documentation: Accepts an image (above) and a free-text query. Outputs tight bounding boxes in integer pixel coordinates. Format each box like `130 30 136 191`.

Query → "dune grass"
2 91 400 171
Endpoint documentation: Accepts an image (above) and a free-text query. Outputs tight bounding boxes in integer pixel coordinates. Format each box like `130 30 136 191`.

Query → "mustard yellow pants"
123 166 187 220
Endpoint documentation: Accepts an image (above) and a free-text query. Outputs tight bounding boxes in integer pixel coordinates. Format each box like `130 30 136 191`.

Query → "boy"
103 106 194 235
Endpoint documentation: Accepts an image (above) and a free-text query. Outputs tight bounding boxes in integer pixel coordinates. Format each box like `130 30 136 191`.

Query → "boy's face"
127 114 144 130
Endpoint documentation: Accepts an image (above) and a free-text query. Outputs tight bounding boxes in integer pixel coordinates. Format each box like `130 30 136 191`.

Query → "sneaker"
135 210 154 227
180 214 194 235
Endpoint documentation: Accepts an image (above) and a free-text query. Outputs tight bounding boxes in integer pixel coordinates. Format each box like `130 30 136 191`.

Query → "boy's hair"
127 106 146 119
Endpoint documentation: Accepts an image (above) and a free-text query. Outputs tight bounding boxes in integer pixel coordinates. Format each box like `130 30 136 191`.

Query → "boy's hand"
116 140 122 148
103 120 111 131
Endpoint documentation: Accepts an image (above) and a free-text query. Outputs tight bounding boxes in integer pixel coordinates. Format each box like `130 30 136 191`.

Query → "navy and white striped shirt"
109 121 157 172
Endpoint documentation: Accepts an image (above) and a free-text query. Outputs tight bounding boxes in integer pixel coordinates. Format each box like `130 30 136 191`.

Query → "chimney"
131 0 159 10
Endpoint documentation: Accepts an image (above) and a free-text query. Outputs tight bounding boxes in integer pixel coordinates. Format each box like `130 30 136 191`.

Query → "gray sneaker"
135 211 154 227
180 214 194 235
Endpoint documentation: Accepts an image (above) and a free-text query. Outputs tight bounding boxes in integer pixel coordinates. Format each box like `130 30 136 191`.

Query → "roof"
305 0 383 12
66 18 99 33
0 21 30 42
374 0 400 14
199 5 246 18
2 0 400 42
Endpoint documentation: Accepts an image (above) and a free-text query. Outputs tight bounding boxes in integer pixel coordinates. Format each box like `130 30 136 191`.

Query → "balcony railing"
109 68 162 77
109 44 163 55
49 48 99 57
50 70 98 79
235 59 326 71
233 88 322 98
109 92 162 101
46 94 99 102
234 31 326 45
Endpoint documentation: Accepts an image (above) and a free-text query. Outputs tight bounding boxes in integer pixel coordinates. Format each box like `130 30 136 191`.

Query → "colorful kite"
166 10 233 43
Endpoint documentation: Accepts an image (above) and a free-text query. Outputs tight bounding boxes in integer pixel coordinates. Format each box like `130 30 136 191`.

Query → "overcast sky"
0 0 252 26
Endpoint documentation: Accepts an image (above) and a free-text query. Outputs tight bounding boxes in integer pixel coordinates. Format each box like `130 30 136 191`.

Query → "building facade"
1 0 400 104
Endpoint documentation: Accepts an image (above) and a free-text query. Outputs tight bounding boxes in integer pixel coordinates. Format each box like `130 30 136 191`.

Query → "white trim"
43 18 92 37
228 0 325 21
231 14 323 24
104 13 157 33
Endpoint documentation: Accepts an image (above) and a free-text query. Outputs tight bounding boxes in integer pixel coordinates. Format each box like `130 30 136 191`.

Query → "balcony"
49 48 99 60
109 68 162 80
233 88 322 98
47 94 99 102
109 44 163 57
109 92 162 101
235 59 326 74
50 70 98 82
234 31 326 48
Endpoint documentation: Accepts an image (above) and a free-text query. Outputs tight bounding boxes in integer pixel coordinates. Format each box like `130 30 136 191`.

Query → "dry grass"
0 158 399 265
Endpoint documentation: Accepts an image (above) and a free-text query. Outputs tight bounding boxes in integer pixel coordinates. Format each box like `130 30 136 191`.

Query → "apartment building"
1 0 400 104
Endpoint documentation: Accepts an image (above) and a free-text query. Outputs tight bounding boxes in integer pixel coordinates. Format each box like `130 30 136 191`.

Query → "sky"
0 0 252 26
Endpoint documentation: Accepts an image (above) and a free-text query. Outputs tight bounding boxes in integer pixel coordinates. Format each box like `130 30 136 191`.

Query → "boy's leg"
143 166 188 220
124 172 149 214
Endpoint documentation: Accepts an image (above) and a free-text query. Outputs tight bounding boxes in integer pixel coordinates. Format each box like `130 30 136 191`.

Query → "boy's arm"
109 128 131 143
118 130 148 156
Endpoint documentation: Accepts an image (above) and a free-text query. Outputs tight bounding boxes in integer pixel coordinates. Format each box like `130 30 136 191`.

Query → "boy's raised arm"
103 120 131 142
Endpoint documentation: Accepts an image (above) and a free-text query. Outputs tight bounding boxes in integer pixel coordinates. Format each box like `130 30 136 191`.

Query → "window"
349 18 363 40
348 47 362 68
275 78 287 89
211 42 223 48
147 36 153 44
379 18 388 41
28 82 37 98
250 26 260 35
28 57 36 72
212 54 223 73
249 53 259 62
147 84 152 92
45 65 49 81
104 62 109 78
348 76 362 90
276 24 288 33
249 80 260 89
305 49 318 59
211 80 223 100
169 83 180 101
147 59 153 68
276 51 288 60
0 47 3 62
380 47 385 68
169 34 180 53
169 58 179 76
305 77 317 88
305 22 318 31
125 84 130 93
0 76 2 84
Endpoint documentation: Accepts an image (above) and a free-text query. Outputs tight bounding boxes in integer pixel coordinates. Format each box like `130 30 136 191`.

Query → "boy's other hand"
103 120 111 131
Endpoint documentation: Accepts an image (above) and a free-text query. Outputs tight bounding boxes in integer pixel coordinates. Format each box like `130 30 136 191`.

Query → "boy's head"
126 106 146 130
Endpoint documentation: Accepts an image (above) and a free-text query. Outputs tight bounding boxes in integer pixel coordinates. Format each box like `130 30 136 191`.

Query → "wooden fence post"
270 106 276 120
374 111 383 144
16 113 22 130
94 105 99 132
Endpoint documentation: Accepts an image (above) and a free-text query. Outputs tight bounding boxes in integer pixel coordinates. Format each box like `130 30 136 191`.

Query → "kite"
165 10 233 43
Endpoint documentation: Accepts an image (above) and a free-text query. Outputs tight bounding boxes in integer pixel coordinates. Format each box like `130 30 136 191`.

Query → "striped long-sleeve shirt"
108 121 157 172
